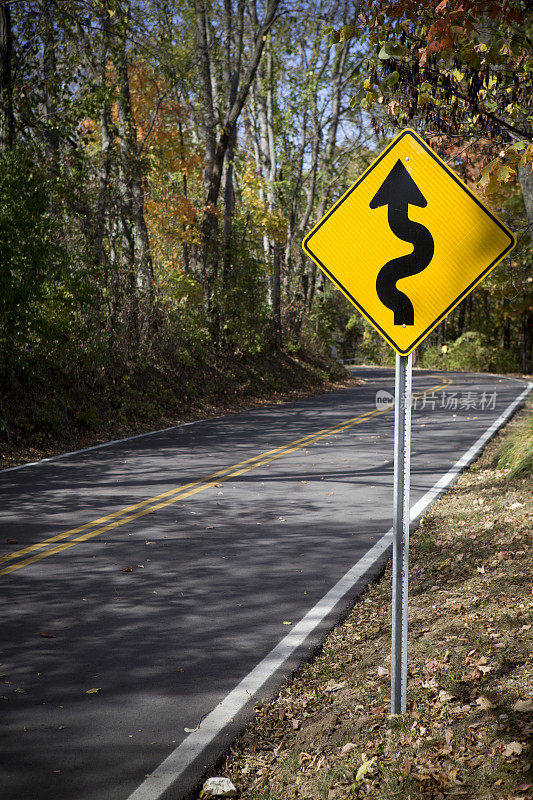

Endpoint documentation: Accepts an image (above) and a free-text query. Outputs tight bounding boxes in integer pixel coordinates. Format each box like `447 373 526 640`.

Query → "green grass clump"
493 411 533 478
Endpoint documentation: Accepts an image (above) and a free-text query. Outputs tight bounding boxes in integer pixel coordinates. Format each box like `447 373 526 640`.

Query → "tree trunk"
270 243 282 348
222 123 237 281
254 38 282 348
518 165 533 243
112 7 154 349
221 0 240 289
178 119 190 273
194 0 279 327
503 318 511 350
522 310 532 373
296 39 349 328
113 29 138 350
95 7 112 287
0 1 14 153
40 1 60 166
194 0 217 290
457 301 466 336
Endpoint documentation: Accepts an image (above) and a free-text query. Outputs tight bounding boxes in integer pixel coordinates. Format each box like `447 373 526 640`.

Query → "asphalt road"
0 367 529 800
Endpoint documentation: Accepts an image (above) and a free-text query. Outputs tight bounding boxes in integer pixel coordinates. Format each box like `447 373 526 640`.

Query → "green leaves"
323 24 357 45
382 70 400 89
339 25 357 42
378 42 409 61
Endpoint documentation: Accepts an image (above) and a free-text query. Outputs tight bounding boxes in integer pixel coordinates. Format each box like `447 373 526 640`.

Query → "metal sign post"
391 353 412 714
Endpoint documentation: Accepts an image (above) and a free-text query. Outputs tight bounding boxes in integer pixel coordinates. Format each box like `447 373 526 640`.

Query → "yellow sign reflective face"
302 129 516 355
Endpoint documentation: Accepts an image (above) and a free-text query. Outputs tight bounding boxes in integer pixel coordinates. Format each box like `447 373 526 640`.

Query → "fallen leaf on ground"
340 742 357 754
476 695 494 710
86 688 102 694
355 756 376 782
503 741 523 757
325 680 346 692
513 699 533 713
38 632 56 638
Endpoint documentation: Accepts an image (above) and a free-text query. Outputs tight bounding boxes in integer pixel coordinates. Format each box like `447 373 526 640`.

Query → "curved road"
0 368 530 800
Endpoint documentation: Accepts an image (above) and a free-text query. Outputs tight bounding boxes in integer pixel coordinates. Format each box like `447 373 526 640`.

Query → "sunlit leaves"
326 1 533 198
127 60 204 300
241 159 288 247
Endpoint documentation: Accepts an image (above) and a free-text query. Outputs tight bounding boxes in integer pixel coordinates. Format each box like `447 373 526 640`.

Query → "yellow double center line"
0 377 452 578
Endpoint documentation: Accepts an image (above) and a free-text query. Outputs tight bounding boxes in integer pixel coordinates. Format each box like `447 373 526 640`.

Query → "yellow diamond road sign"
302 129 516 355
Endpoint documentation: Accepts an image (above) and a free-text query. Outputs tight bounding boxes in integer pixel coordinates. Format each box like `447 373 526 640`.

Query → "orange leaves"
126 60 205 280
477 143 533 197
129 61 184 147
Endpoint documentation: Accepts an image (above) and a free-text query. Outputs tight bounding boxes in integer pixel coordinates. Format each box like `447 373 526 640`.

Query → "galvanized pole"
391 353 412 714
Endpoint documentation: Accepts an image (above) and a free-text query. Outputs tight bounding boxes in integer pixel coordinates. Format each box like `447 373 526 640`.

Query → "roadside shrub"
493 410 533 478
421 332 519 373
354 320 394 365
420 345 447 369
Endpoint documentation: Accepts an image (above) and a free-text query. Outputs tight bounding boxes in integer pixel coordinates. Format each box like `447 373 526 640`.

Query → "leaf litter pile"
210 404 532 800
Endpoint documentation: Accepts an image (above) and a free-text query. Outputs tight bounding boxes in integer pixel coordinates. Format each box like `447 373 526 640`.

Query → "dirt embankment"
0 351 355 471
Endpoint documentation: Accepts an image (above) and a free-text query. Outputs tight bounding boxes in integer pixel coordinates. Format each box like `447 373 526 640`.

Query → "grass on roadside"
210 401 532 800
493 411 533 479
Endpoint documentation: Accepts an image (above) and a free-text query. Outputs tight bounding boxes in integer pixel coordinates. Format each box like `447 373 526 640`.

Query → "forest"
0 0 531 447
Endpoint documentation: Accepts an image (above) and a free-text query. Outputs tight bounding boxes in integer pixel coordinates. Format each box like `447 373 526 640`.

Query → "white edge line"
127 381 532 800
0 384 350 475
126 533 393 800
1 368 378 476
410 380 532 521
0 422 205 475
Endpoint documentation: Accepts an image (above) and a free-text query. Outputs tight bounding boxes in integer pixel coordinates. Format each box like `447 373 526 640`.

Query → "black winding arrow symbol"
370 159 434 326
